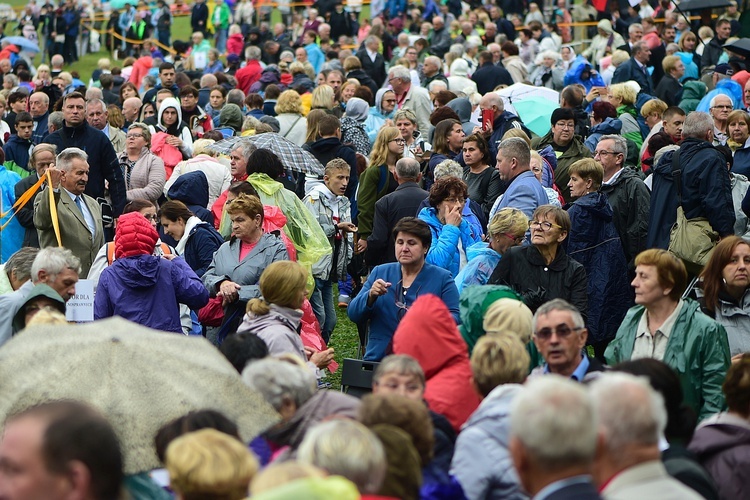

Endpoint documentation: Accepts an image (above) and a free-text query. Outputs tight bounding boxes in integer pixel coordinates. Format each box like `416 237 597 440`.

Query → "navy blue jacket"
648 139 735 249
732 145 750 178
183 222 225 278
565 192 631 343
612 57 653 95
3 134 32 171
471 62 513 95
166 170 214 226
32 112 49 145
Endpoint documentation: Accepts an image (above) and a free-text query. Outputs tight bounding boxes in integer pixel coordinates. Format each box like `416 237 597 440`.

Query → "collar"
62 186 80 202
543 353 589 381
534 475 594 500
102 123 110 137
636 299 683 341
603 167 624 185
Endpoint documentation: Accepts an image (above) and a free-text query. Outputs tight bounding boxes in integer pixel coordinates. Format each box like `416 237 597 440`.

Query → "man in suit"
34 147 105 277
617 22 644 55
509 376 602 500
612 41 653 95
366 158 428 266
15 144 58 248
592 373 704 500
85 99 126 155
356 35 387 89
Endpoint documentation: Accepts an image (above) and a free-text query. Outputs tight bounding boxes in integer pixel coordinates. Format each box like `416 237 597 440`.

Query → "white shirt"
366 47 378 63
632 300 683 361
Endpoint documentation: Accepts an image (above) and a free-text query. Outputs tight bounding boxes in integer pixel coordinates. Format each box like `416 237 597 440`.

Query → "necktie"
75 196 95 236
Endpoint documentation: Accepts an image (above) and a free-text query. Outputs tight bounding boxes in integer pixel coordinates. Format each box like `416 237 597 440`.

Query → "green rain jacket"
605 299 730 421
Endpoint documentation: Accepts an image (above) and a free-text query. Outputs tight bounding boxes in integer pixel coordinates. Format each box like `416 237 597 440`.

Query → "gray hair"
397 33 410 44
395 158 421 180
128 122 152 147
227 89 245 107
388 65 411 82
532 299 585 333
5 247 40 284
497 137 530 169
85 98 106 113
510 376 598 470
241 358 317 411
49 111 64 131
142 75 157 89
682 111 714 139
246 46 261 61
424 56 442 69
30 247 81 284
709 94 733 108
364 35 380 47
31 92 49 106
628 23 643 34
599 134 627 157
449 43 465 57
373 354 425 386
3 74 18 86
428 80 448 93
233 142 257 162
589 372 667 452
632 41 649 56
434 159 463 180
298 420 386 494
56 147 89 172
85 87 103 101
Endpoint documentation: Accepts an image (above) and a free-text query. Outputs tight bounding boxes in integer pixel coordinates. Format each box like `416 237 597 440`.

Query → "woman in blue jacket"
348 217 460 361
158 200 224 278
418 177 483 278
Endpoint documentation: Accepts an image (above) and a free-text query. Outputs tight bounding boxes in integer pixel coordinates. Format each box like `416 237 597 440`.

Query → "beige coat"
118 148 167 204
109 126 127 154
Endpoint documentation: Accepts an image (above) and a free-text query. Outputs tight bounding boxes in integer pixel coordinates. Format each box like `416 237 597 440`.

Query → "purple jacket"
94 255 208 333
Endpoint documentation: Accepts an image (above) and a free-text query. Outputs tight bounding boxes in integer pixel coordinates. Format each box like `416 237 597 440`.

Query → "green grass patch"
326 286 362 391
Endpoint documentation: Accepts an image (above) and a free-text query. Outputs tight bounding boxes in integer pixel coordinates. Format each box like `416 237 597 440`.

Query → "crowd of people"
0 0 749 499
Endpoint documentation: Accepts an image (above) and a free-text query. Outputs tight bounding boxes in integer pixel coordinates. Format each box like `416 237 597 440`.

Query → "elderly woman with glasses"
418 176 483 277
489 205 588 320
119 122 166 205
349 217 460 361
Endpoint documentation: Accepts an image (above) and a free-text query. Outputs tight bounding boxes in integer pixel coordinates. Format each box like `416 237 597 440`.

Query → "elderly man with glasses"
709 94 733 146
529 299 606 381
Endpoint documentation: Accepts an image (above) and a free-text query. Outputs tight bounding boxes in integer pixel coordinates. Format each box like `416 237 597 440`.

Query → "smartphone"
482 109 493 131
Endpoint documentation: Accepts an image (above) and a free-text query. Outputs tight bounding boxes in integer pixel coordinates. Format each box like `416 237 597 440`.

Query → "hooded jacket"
584 117 622 153
447 59 477 96
340 98 371 156
605 299 730 421
393 294 481 433
679 81 707 114
600 167 650 267
446 98 475 137
167 170 214 226
175 216 225 278
346 68 378 96
238 304 308 364
303 137 358 200
647 138 735 250
12 284 65 332
94 254 208 332
365 89 397 144
565 192 630 344
418 206 483 278
218 103 243 132
152 97 193 156
688 413 750 500
166 155 232 208
3 133 32 171
457 285 521 353
450 384 528 500
532 131 593 205
564 56 606 93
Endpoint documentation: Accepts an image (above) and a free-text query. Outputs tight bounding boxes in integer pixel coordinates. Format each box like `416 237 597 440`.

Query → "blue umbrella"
2 36 40 53
512 96 557 138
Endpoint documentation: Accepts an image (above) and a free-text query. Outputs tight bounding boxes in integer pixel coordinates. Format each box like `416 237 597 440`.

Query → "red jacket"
393 294 480 432
226 33 244 56
235 60 262 94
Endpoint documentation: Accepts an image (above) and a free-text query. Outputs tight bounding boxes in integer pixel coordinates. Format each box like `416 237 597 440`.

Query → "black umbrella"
675 0 733 10
724 38 750 59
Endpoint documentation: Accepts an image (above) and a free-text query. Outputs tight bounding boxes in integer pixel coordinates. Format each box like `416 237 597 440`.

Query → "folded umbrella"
677 0 733 11
0 318 280 474
724 38 750 59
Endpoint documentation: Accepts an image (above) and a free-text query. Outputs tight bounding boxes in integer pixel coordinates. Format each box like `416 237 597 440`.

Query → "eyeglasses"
391 138 406 145
534 324 584 341
594 150 620 157
142 214 158 221
712 105 733 110
554 122 574 130
444 197 465 204
529 220 562 231
126 133 144 139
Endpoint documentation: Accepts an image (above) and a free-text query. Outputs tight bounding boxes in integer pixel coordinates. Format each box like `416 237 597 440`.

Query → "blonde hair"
289 61 306 75
488 208 528 240
250 461 325 496
247 261 307 315
275 89 303 114
305 109 328 143
569 158 604 190
311 84 335 110
193 138 216 156
483 298 534 344
640 98 668 119
26 307 68 327
609 82 637 106
611 50 630 67
369 126 401 168
166 429 259 500
97 58 111 70
340 80 360 98
501 128 531 147
471 334 530 397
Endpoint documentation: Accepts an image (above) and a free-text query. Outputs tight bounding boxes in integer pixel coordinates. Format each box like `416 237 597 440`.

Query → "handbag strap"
283 115 302 138
670 148 682 205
